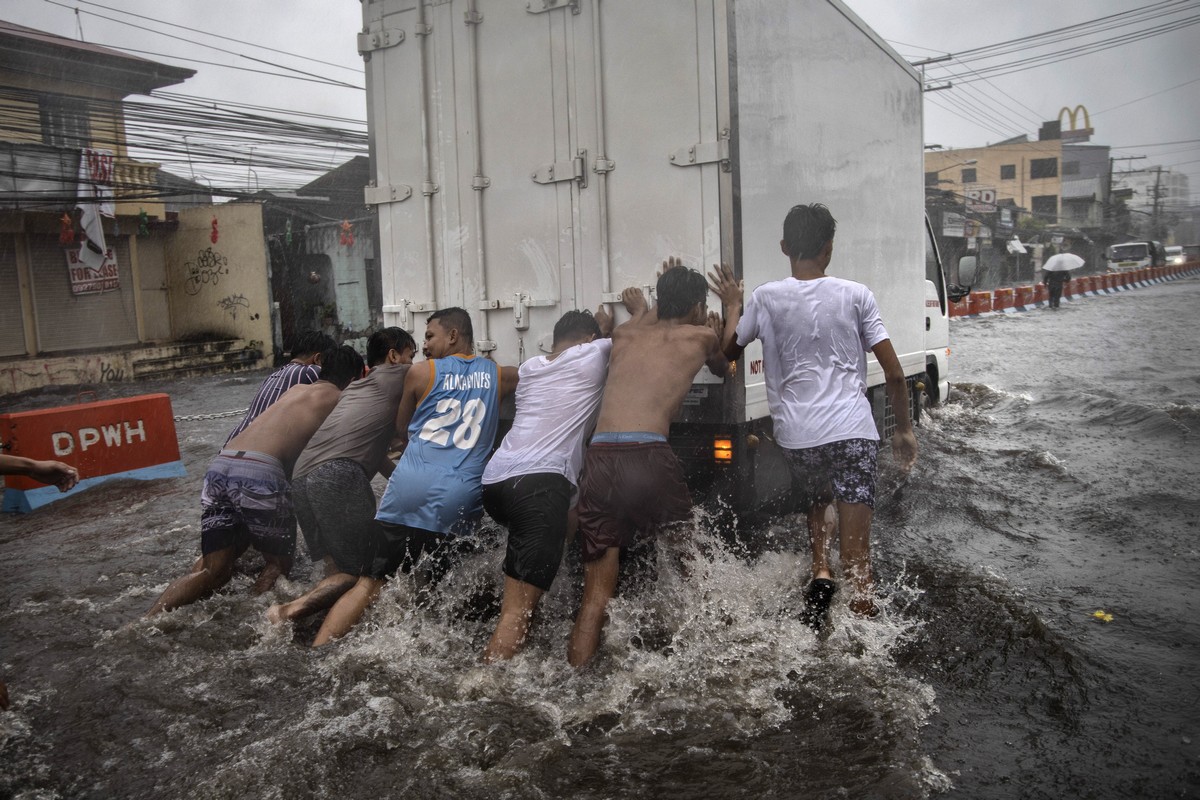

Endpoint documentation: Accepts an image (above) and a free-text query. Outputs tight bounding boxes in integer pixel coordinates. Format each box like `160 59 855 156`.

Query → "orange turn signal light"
713 437 733 462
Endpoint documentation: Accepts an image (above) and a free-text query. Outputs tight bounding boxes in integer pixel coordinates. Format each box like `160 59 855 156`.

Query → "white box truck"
359 0 964 513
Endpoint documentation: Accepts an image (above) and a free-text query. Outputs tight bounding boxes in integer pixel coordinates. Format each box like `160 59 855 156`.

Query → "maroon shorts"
575 442 693 563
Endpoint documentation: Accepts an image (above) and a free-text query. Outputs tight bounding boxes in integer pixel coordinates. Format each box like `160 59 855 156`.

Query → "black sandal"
799 578 837 632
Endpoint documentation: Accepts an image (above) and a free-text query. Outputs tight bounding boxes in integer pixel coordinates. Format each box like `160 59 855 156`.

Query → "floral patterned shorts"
782 438 879 510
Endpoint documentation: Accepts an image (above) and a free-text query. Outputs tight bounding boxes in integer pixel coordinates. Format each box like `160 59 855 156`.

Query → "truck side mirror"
948 256 977 302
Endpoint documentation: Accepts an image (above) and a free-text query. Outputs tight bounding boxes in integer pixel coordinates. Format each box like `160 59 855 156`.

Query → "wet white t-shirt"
735 275 889 449
482 338 612 487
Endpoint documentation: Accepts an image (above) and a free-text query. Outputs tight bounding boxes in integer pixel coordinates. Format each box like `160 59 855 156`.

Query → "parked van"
1164 245 1184 265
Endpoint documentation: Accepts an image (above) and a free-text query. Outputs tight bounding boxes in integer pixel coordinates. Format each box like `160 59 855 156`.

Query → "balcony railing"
0 141 164 219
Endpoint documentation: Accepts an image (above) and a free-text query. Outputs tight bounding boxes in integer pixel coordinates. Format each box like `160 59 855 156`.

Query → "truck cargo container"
359 0 967 513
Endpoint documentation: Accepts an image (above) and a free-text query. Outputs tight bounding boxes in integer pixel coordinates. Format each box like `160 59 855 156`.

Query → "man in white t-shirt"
712 203 917 628
479 302 626 661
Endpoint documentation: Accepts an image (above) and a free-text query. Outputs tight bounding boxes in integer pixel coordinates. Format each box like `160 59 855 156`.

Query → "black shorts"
782 438 879 510
482 473 572 592
293 459 379 575
369 521 467 583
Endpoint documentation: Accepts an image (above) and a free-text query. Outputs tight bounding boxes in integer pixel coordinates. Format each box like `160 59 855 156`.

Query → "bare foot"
252 564 286 595
849 594 879 617
266 603 290 624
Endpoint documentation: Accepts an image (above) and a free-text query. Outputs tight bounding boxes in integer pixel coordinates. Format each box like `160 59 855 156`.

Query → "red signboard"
1 394 185 512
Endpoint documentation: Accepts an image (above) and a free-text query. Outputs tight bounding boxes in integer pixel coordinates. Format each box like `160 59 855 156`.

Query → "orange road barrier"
1034 284 1048 303
993 287 1015 311
1014 286 1034 306
1 394 186 513
968 291 992 315
949 297 970 317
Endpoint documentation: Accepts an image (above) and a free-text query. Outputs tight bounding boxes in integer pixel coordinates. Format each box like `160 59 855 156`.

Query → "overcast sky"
5 0 1198 200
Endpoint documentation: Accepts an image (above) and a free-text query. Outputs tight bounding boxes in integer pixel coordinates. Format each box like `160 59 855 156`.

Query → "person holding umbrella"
1042 249 1084 310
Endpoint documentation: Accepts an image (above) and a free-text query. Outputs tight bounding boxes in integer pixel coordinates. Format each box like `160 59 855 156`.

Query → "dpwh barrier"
1 394 186 513
949 263 1200 317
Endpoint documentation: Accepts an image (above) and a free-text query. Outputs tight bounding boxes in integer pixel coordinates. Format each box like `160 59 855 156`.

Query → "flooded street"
2 275 1199 799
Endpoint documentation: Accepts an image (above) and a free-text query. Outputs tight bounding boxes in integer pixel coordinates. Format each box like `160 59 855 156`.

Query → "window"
961 168 977 184
1062 161 1080 176
1030 158 1058 179
1031 195 1058 220
924 171 938 186
39 94 91 149
1000 164 1016 180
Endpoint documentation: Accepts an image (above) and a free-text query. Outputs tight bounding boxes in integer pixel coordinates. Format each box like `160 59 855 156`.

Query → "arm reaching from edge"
0 454 79 492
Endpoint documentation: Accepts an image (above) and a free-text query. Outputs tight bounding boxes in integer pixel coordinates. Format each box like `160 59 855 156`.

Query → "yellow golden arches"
1058 105 1091 131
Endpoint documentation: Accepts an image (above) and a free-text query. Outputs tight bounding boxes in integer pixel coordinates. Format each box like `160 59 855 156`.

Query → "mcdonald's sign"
1058 105 1093 139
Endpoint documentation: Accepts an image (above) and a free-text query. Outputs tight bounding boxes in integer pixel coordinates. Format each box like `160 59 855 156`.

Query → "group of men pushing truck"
139 203 918 667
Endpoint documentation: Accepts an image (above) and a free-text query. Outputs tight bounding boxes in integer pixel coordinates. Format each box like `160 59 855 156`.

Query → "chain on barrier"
173 409 248 423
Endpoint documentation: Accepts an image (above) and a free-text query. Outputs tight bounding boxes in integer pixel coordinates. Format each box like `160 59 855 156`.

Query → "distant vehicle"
1107 240 1165 270
1183 245 1200 263
1164 245 1184 265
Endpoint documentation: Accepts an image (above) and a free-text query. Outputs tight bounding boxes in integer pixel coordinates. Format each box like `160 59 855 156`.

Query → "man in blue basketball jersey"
315 307 517 645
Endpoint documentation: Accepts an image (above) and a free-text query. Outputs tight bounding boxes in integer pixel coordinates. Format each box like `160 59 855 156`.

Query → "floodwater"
2 276 1199 799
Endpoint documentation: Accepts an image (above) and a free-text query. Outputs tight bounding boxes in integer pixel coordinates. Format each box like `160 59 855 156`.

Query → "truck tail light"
713 437 733 462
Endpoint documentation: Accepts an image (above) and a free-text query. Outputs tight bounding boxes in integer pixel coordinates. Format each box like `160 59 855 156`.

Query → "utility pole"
1151 166 1164 238
1108 155 1145 230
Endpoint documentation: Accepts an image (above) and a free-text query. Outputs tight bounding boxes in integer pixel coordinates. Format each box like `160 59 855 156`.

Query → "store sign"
65 245 119 295
965 187 997 213
943 212 965 238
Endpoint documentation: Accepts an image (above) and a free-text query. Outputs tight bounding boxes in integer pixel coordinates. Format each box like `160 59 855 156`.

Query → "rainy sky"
5 0 1197 201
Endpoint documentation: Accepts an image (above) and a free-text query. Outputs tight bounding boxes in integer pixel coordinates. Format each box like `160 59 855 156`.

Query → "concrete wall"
166 203 272 349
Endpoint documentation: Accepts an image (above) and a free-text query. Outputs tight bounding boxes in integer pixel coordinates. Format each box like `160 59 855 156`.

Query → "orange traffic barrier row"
951 265 1200 318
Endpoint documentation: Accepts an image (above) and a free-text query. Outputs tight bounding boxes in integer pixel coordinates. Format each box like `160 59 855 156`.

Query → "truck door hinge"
532 150 588 189
593 157 616 175
364 183 413 206
357 25 405 56
600 285 656 304
383 300 436 332
669 130 731 171
464 9 484 25
480 292 556 332
525 0 581 15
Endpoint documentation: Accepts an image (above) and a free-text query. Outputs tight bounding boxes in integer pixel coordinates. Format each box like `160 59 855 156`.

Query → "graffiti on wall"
217 293 251 320
98 361 126 382
184 248 230 296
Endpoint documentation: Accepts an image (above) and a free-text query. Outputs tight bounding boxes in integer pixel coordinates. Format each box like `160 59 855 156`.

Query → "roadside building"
0 21 273 393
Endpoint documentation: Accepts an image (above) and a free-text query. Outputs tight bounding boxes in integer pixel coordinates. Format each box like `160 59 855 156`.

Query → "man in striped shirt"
224 331 335 444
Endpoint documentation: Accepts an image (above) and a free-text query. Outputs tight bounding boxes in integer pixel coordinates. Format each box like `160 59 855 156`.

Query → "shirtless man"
313 308 518 646
146 345 364 617
480 303 621 662
267 327 417 625
567 259 732 667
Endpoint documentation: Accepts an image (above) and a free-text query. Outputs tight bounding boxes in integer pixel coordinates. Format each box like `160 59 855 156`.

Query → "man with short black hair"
480 302 630 661
225 330 336 444
567 259 732 667
147 345 364 617
713 203 917 630
314 308 518 645
268 327 418 625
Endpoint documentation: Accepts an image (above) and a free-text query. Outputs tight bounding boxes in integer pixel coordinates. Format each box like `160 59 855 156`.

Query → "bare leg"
836 501 877 616
145 548 239 616
313 576 383 646
252 554 292 595
267 570 359 624
484 577 545 663
808 501 837 581
568 547 620 668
